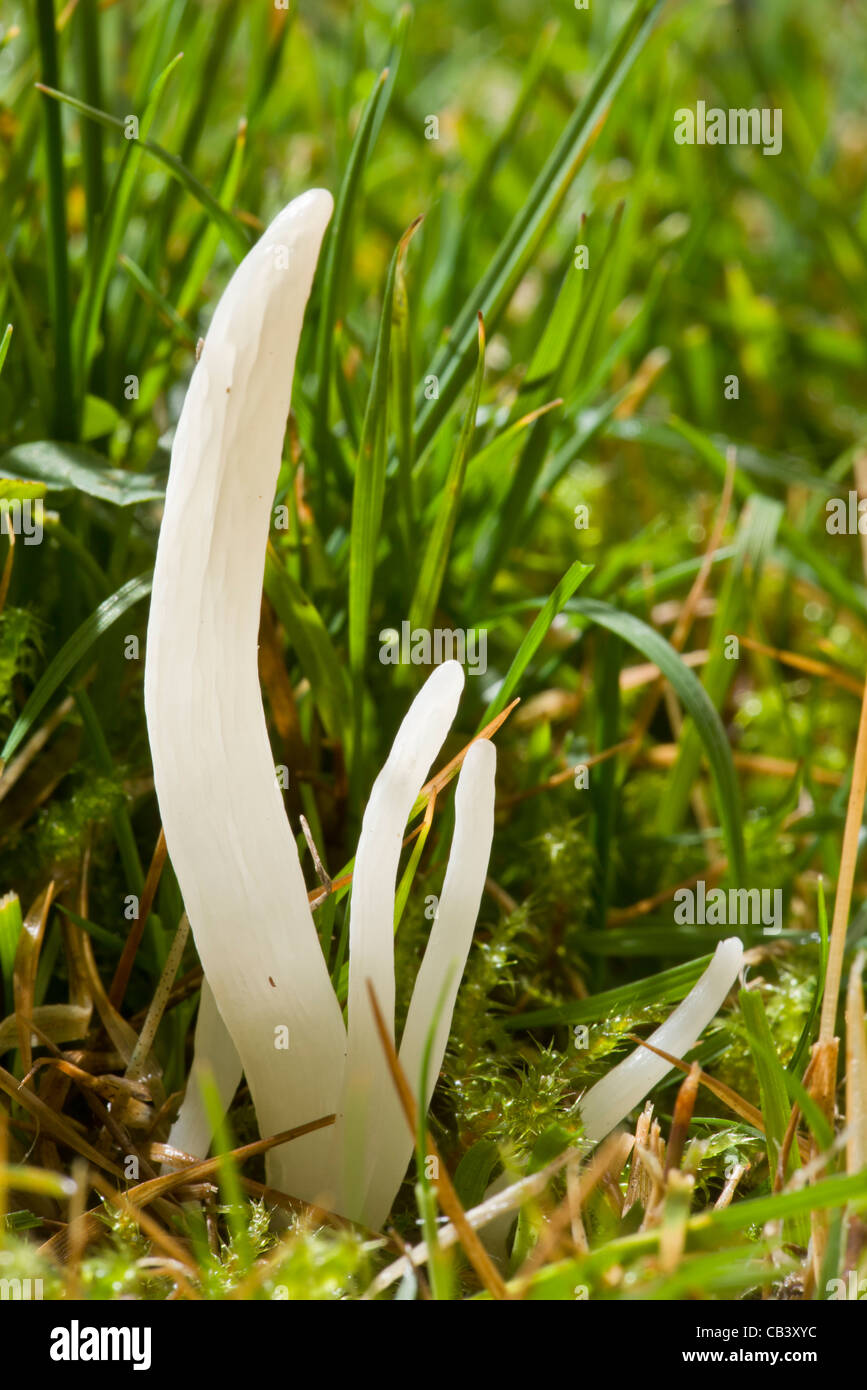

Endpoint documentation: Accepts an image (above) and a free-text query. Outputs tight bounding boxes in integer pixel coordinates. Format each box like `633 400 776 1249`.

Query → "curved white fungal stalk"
145 198 498 1222
166 981 241 1163
146 190 346 1208
578 936 744 1142
340 660 465 1222
365 736 497 1229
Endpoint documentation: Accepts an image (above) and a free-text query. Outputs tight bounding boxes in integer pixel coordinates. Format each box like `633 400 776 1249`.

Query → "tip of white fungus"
271 187 334 240
716 935 745 971
429 659 466 699
463 737 496 777
577 934 745 1144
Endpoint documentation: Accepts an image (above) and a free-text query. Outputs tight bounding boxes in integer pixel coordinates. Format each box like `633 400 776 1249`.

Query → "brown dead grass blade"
818 661 867 1055
88 1170 201 1292
13 882 56 1071
0 694 76 804
0 524 14 617
625 1032 810 1162
37 1112 338 1263
608 858 727 926
845 950 867 1176
737 633 864 698
0 1060 124 1178
130 1113 336 1207
109 828 168 1009
640 744 843 787
415 698 520 810
307 698 520 909
497 738 635 810
664 1061 701 1175
125 913 190 1085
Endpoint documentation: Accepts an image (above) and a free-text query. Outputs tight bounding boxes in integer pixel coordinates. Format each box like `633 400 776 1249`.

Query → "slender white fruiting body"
354 734 497 1229
340 660 464 1220
145 192 499 1222
578 936 744 1141
145 190 346 1206
166 981 241 1162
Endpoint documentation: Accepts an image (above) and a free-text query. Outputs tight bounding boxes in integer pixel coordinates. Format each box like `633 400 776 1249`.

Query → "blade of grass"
175 118 248 320
788 878 829 1075
74 688 145 896
471 209 624 596
314 9 409 492
819 670 867 1044
391 225 417 563
739 986 799 1180
572 597 747 881
0 324 11 376
0 572 152 766
76 0 105 392
505 953 716 1031
264 545 351 750
415 0 662 456
65 51 186 389
118 253 198 346
347 219 422 785
477 559 592 729
0 893 23 1016
35 84 250 266
34 0 75 438
410 314 485 634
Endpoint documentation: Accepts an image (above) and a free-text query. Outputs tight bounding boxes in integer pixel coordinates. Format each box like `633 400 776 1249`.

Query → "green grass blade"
739 986 798 1178
314 10 409 470
0 573 152 766
348 221 421 684
34 0 75 439
67 51 185 388
176 119 247 320
263 550 351 749
477 560 592 729
658 494 781 841
76 0 104 247
505 953 716 1031
74 688 145 895
391 230 416 562
0 892 23 1014
472 211 623 593
55 902 145 959
76 0 106 391
0 248 53 408
410 315 485 634
200 1068 250 1265
415 0 662 457
36 83 250 266
789 878 829 1075
118 254 198 345
572 598 747 882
